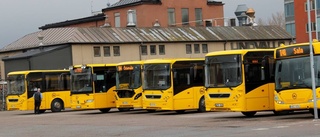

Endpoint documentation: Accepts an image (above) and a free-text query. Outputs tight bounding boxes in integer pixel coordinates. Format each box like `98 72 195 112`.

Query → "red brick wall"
295 1 316 43
104 0 224 27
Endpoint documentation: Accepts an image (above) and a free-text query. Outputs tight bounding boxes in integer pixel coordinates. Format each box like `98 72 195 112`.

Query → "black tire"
309 109 320 117
99 108 111 113
273 110 291 115
118 108 131 112
175 110 186 114
146 109 156 113
197 97 206 112
241 111 257 117
39 110 46 113
51 99 63 112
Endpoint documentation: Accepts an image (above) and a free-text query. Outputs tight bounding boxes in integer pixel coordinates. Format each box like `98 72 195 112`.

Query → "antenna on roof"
91 0 102 15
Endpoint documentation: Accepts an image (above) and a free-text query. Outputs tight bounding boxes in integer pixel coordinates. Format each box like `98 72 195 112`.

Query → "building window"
115 12 120 27
127 9 137 26
168 8 176 26
113 46 120 56
195 8 203 26
150 45 156 55
94 46 101 57
159 45 165 55
305 0 315 11
103 46 111 57
202 44 208 53
306 22 316 32
286 23 296 37
285 2 294 17
194 44 200 53
186 44 192 54
182 8 189 25
141 45 147 55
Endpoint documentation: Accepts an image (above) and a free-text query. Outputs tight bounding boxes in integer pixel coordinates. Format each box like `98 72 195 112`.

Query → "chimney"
127 9 136 27
234 4 248 26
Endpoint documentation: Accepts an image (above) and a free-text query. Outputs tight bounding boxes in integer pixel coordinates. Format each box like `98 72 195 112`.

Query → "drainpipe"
224 41 227 50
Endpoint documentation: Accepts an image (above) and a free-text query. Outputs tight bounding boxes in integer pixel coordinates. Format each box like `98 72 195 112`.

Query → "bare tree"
256 11 285 28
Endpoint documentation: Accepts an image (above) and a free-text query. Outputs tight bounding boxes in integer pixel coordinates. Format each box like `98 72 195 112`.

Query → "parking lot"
0 109 320 137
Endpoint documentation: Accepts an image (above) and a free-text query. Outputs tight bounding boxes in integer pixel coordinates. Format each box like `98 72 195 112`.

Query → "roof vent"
101 15 111 27
153 19 161 27
37 33 44 46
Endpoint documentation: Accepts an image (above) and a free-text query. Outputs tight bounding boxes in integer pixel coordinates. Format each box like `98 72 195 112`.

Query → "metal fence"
0 81 7 111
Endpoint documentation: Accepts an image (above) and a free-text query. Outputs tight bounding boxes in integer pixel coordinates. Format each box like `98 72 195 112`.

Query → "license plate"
215 103 224 107
150 103 156 106
289 105 300 109
11 105 15 108
123 101 128 105
76 106 81 109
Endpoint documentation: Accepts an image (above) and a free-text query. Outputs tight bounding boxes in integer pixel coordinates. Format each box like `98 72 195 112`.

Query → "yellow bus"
6 70 70 113
142 58 205 113
115 61 144 111
69 64 117 113
205 49 276 117
274 41 320 116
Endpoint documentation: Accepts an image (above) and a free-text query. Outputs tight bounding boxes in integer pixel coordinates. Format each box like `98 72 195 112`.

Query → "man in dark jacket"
33 88 43 114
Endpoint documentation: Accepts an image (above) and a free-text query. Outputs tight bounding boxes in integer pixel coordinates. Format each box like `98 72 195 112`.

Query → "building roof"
102 0 223 11
102 0 161 11
2 45 68 61
0 26 294 53
38 13 105 30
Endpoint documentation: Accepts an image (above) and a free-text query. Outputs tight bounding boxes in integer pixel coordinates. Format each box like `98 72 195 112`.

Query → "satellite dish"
107 2 110 7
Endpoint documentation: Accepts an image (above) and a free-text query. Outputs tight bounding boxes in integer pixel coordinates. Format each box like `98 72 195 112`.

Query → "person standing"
33 88 43 114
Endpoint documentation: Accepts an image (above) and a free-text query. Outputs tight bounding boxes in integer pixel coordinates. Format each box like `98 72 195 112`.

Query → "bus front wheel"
51 99 63 112
241 111 257 117
197 97 206 112
99 108 111 113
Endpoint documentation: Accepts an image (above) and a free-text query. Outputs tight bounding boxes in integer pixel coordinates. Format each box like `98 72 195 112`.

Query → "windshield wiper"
225 79 233 90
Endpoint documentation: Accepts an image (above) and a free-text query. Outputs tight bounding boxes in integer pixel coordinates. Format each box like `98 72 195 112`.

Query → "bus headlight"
308 99 314 102
274 95 284 104
86 99 94 103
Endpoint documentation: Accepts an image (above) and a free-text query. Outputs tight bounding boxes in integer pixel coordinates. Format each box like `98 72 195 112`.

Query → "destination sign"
74 68 83 73
276 45 311 58
117 65 134 71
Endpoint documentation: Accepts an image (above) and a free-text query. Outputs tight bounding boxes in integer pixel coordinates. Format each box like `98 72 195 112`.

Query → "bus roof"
116 60 144 66
275 41 320 50
143 58 204 64
7 69 69 75
73 64 117 68
206 49 274 56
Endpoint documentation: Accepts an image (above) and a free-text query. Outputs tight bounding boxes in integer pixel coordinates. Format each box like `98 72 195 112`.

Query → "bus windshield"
143 64 171 90
117 65 141 89
275 56 320 92
70 68 93 94
205 55 242 88
7 74 25 95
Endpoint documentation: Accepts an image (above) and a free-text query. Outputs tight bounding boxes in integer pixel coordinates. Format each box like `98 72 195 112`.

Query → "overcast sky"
0 0 283 48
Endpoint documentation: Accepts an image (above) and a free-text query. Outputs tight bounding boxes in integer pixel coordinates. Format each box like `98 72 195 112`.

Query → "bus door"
244 56 271 111
173 66 193 109
26 72 43 110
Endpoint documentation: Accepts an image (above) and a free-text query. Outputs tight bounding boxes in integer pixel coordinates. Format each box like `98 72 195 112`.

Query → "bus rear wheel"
176 110 186 114
197 97 206 112
241 111 257 117
51 99 63 112
146 109 156 113
309 109 320 117
99 108 111 113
